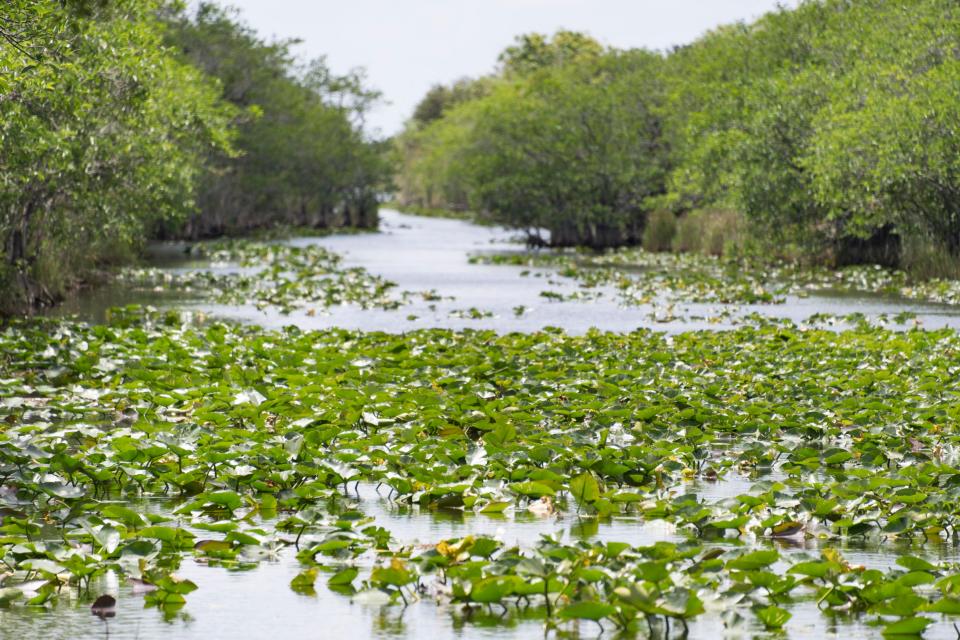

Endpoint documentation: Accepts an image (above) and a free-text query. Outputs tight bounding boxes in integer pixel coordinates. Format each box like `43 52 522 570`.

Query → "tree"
0 0 234 313
162 3 388 238
498 30 604 76
463 50 667 247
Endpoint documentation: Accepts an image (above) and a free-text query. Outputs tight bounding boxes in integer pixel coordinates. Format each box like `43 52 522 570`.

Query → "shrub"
641 210 677 252
674 209 744 257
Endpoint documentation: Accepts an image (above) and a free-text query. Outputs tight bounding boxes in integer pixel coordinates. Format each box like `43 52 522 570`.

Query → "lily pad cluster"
4 310 960 634
118 239 418 313
470 249 960 308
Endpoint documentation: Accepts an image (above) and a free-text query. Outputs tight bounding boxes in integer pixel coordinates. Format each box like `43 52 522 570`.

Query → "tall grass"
673 209 745 257
901 234 960 280
641 210 677 252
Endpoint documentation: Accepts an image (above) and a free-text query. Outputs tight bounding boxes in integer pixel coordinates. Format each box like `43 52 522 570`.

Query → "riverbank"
41 209 960 335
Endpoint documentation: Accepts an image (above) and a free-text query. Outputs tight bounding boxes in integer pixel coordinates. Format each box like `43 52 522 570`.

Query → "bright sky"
222 0 796 137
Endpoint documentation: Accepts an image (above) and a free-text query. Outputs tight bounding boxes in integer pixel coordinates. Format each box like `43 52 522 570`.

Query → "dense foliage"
0 0 233 314
396 0 960 265
395 32 665 248
6 310 960 635
162 4 388 239
0 1 386 315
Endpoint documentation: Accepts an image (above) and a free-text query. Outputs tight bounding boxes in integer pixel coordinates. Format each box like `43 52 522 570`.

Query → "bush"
901 234 960 280
641 210 677 252
673 209 744 257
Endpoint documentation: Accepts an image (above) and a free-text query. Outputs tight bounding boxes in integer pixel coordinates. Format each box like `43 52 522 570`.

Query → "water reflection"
5 477 960 639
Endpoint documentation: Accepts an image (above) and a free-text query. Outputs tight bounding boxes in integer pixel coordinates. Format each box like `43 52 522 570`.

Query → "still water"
27 210 960 639
52 209 960 333
6 480 960 640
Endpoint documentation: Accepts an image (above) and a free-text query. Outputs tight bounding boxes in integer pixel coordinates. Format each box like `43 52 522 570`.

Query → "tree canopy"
0 0 234 312
396 1 960 263
162 3 388 238
0 1 387 314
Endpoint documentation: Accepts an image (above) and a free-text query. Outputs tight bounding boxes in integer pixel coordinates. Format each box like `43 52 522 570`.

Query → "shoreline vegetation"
2 0 959 316
394 0 960 274
0 1 386 316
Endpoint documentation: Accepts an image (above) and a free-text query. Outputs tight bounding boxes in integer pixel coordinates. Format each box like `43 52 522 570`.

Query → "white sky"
221 0 797 137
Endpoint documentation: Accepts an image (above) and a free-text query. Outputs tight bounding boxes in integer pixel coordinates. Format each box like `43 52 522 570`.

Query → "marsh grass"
640 209 677 252
901 234 960 280
673 208 746 257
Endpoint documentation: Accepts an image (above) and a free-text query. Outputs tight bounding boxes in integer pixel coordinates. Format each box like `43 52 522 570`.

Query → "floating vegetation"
119 239 426 314
471 251 782 305
471 249 960 308
448 307 494 319
5 308 960 635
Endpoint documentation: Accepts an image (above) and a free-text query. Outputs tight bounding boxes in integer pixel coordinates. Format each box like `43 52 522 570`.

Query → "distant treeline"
161 4 386 240
395 0 960 270
0 1 385 314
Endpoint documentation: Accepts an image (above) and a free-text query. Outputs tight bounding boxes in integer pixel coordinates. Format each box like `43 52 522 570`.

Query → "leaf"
290 568 318 588
470 576 514 603
569 472 600 505
40 482 85 499
327 567 359 586
140 526 194 546
479 500 510 513
882 617 931 637
726 550 779 571
558 601 617 621
788 561 835 578
756 605 791 629
922 597 960 614
770 521 804 537
194 540 232 554
509 481 555 497
95 526 121 555
207 490 243 511
897 556 936 572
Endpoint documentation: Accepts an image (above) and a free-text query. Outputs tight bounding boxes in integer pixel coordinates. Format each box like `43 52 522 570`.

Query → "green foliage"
397 47 667 248
8 311 960 630
0 1 389 315
397 1 960 271
663 0 960 262
410 77 491 127
117 237 425 313
0 0 234 313
497 30 604 76
162 4 388 238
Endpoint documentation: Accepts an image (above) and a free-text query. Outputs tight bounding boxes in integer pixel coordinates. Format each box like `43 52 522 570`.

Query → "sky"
221 0 796 137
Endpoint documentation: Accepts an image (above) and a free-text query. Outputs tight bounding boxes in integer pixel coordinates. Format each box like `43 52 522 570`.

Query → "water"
6 480 960 640
51 209 960 333
29 210 960 638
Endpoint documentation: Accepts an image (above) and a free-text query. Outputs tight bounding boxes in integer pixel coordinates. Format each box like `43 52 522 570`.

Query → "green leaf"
726 550 778 571
558 601 617 621
882 616 931 637
569 472 600 505
509 481 555 497
756 605 791 629
327 567 359 586
479 500 510 513
291 568 318 588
